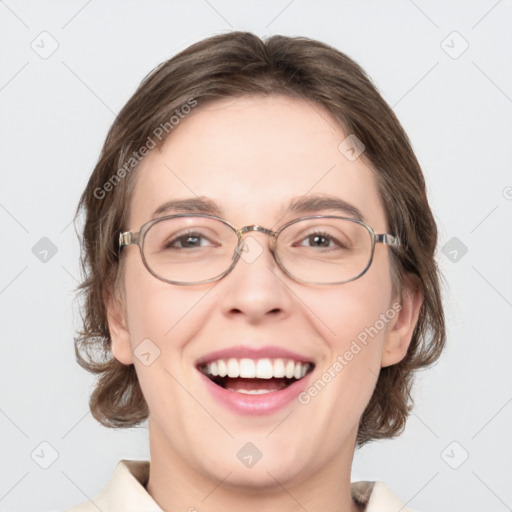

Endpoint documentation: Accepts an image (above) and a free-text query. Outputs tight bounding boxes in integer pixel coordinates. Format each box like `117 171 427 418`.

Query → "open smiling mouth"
199 358 315 394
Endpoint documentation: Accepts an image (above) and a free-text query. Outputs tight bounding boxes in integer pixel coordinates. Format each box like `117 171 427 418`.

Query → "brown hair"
74 31 445 446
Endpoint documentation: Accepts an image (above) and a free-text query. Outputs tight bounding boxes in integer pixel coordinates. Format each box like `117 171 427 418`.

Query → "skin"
107 95 422 512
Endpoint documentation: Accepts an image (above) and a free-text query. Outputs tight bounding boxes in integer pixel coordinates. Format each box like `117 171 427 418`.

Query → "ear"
105 289 134 365
381 276 423 368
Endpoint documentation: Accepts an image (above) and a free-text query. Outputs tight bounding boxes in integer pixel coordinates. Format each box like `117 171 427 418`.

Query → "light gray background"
1 1 511 511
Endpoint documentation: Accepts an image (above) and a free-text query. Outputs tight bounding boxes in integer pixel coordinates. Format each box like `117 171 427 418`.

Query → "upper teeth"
201 358 312 380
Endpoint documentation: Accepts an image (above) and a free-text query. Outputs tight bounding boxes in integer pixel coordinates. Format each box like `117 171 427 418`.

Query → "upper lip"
196 345 315 367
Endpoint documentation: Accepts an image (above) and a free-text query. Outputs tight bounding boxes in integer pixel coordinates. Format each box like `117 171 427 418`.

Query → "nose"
219 231 294 324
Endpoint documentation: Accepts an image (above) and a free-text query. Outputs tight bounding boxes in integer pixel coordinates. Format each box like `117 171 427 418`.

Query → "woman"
68 31 445 511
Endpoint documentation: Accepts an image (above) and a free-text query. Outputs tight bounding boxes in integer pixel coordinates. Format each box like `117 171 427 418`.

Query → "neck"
145 421 362 512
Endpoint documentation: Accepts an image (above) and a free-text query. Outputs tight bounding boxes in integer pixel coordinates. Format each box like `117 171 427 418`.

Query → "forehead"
129 95 387 230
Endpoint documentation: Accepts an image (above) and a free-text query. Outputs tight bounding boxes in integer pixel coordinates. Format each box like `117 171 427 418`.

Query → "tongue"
223 377 290 392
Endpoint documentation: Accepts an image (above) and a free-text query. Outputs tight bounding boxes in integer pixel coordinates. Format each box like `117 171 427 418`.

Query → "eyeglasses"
118 214 400 286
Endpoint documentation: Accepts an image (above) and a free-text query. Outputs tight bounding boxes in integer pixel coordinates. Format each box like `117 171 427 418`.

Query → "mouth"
198 358 315 394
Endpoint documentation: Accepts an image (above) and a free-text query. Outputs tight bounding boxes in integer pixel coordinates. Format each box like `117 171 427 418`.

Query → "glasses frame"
118 213 400 286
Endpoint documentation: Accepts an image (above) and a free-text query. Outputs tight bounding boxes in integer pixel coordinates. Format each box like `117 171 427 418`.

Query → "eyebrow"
152 197 223 218
285 195 365 222
151 194 365 223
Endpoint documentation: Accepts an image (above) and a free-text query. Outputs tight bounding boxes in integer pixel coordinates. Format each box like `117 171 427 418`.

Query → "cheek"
121 261 204 413
316 268 393 350
289 277 394 462
305 264 394 395
318 292 388 386
123 258 166 343
122 254 201 355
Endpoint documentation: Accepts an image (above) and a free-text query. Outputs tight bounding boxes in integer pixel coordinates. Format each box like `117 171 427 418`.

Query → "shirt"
64 459 414 512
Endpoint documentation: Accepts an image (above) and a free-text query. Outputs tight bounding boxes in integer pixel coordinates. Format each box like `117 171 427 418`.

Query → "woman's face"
109 95 419 488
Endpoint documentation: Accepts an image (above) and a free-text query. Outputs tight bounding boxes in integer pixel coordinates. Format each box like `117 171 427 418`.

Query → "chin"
195 438 316 490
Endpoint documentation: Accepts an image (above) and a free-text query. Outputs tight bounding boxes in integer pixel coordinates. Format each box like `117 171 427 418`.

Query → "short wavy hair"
74 31 445 446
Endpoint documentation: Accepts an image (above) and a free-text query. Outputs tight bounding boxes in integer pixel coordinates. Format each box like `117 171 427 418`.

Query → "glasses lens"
276 217 373 284
143 216 238 283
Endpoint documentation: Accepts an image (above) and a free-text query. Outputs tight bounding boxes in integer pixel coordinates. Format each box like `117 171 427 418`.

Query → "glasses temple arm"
375 233 400 247
119 231 141 249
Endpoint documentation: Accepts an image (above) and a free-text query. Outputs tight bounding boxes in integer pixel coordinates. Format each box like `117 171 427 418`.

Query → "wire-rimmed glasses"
118 214 400 286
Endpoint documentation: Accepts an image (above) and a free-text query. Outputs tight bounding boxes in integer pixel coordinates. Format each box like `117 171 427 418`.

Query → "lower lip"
198 370 313 415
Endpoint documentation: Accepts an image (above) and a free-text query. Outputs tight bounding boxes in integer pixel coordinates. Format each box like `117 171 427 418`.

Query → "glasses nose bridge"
237 224 277 239
235 224 279 259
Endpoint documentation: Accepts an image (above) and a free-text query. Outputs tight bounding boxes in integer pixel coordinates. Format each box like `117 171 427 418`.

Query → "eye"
296 230 347 249
164 231 215 249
